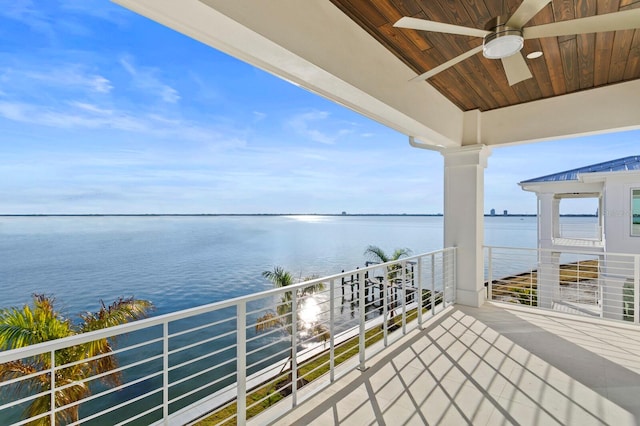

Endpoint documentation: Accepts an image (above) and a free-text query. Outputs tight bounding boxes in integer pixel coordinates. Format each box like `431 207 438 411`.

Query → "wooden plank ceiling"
329 0 640 112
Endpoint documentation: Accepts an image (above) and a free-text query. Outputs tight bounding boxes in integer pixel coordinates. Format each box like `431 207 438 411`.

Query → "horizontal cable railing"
557 222 602 240
0 247 456 426
485 246 640 323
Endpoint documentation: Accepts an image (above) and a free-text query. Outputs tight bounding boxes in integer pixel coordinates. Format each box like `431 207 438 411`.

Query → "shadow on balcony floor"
255 303 640 425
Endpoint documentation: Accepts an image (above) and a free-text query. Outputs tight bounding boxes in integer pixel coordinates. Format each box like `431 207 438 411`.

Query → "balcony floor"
253 303 640 425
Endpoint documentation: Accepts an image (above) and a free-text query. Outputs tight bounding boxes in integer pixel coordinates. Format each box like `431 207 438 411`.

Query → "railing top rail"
484 245 638 258
0 247 455 363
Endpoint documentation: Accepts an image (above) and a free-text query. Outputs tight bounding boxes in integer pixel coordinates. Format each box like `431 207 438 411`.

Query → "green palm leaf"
0 294 153 424
364 246 412 283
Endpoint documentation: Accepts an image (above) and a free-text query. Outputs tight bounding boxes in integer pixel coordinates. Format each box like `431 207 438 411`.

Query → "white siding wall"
604 175 640 254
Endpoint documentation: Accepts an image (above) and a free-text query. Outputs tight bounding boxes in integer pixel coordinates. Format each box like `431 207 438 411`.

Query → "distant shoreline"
0 213 598 218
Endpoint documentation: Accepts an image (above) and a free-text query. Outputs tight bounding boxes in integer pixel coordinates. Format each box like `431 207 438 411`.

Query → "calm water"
0 215 595 314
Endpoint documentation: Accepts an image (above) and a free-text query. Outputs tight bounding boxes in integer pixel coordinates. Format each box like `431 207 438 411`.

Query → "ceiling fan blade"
501 52 533 86
524 8 640 39
394 17 489 38
410 45 483 82
506 0 552 28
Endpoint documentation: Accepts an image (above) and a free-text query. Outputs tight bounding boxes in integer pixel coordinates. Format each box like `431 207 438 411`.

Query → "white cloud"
0 100 147 131
286 111 336 144
1 0 54 38
70 101 113 115
0 99 248 147
2 0 131 41
16 66 113 94
187 71 221 102
90 75 113 93
0 102 25 121
120 56 180 103
59 0 130 26
253 111 267 122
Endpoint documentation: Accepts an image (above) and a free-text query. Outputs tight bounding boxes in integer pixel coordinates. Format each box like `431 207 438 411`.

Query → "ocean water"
0 215 595 315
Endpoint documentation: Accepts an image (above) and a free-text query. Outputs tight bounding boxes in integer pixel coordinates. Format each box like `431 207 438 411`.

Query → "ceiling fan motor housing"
483 15 524 59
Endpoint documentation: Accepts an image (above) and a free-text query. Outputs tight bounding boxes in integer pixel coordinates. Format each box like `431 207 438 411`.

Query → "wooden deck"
489 260 599 302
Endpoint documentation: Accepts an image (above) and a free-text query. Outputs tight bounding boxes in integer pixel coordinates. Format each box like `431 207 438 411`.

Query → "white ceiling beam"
478 80 640 147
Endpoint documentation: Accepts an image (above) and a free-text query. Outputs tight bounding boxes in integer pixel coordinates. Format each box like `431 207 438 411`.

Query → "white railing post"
417 257 423 328
487 247 493 301
635 256 640 324
430 253 436 313
401 261 407 335
237 302 247 424
383 278 388 347
530 268 534 306
452 248 458 304
445 250 451 306
329 279 335 383
357 271 367 371
577 261 582 303
50 350 56 425
163 322 169 425
291 293 298 406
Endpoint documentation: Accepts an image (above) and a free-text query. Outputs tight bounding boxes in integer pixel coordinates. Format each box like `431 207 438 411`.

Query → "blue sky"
1 1 638 215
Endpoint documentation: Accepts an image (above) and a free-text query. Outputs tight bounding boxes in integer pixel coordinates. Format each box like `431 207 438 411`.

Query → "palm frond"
53 378 90 422
300 282 324 295
262 267 294 288
391 248 412 260
311 324 330 343
80 297 153 333
0 306 35 349
0 360 47 392
255 312 282 332
78 340 122 386
364 245 389 263
0 294 153 424
300 275 325 295
78 297 152 386
0 299 72 351
275 301 292 318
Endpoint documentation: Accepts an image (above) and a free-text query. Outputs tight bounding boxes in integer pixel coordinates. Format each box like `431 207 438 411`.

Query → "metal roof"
521 156 640 183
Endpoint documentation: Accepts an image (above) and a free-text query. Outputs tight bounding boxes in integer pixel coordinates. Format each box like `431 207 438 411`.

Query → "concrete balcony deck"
254 303 640 425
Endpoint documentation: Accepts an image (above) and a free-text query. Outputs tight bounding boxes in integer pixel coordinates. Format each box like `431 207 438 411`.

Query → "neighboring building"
520 156 640 319
503 210 508 216
490 208 496 216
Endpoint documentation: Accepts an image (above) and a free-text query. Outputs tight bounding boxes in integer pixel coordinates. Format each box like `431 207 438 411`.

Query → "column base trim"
456 287 486 308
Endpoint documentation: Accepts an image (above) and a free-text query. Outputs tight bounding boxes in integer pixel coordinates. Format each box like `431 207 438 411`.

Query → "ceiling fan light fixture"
483 29 524 59
482 16 523 59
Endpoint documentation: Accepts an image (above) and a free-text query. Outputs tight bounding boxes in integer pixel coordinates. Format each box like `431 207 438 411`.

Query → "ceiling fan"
394 0 640 86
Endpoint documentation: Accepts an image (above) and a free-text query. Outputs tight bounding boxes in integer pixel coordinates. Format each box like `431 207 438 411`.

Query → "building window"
632 189 640 236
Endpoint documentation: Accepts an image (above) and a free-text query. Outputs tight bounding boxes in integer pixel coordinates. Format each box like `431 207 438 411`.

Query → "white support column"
537 193 559 309
538 251 560 309
442 145 491 307
537 193 556 248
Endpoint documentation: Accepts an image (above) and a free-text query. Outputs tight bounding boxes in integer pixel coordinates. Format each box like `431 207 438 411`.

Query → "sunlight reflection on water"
299 296 320 330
